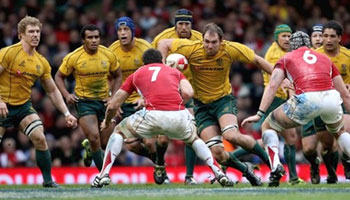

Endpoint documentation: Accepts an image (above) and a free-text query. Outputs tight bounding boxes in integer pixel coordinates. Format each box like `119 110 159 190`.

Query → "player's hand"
133 99 145 110
281 79 293 93
100 119 110 131
241 115 261 127
0 101 8 118
65 94 79 104
116 107 123 119
65 114 78 128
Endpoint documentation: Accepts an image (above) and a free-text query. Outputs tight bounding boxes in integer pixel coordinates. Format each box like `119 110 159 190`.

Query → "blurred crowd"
1 0 350 168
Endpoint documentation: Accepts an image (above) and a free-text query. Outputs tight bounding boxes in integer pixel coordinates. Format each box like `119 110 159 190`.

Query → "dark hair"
323 20 343 36
202 23 224 41
80 24 101 39
142 49 163 65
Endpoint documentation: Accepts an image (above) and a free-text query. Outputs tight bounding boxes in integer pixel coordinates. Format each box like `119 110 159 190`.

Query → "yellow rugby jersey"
263 42 288 100
58 45 119 100
109 38 151 103
317 46 350 84
0 42 52 105
170 39 255 104
152 27 202 84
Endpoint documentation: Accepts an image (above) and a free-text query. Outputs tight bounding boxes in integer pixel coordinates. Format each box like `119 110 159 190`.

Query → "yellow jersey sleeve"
38 55 52 81
58 52 75 76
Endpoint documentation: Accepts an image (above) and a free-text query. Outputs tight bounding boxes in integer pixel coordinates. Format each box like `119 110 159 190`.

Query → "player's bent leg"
281 128 304 185
341 114 350 179
219 114 270 166
21 114 57 187
319 130 339 184
92 132 125 188
302 134 320 184
153 136 171 184
125 138 156 163
79 115 103 171
262 111 295 187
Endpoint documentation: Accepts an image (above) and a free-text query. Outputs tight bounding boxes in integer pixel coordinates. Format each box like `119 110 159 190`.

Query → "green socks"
231 148 250 158
322 150 338 178
284 144 297 179
304 151 319 169
92 149 104 171
185 145 197 177
250 142 270 166
36 149 53 183
226 152 247 173
155 141 168 166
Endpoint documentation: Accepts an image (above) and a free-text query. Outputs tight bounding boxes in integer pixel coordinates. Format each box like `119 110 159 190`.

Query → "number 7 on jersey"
149 66 161 82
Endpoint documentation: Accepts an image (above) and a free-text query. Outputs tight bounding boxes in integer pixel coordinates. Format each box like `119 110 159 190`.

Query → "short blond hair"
17 16 42 35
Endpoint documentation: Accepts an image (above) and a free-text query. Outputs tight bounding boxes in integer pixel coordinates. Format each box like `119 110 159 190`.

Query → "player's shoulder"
65 46 85 59
135 38 152 48
0 42 22 55
339 46 350 57
108 40 121 51
155 27 177 39
190 29 202 40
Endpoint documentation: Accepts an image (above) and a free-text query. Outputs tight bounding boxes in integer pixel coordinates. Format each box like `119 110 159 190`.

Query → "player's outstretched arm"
253 54 273 74
41 78 77 128
104 89 130 125
179 79 194 104
157 39 175 63
242 68 285 127
55 70 78 104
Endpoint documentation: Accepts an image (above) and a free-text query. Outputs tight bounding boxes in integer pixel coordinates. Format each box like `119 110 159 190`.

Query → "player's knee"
157 136 169 146
303 144 316 155
210 146 226 163
30 133 47 149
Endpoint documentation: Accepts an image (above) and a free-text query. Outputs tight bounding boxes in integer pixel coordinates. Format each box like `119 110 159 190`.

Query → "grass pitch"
1 183 350 200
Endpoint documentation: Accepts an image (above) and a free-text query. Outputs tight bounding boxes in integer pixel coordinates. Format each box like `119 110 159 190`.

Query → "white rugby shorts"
117 109 196 141
283 89 343 125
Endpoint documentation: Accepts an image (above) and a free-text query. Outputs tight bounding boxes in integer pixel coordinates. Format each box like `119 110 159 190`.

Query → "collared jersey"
170 39 255 104
316 46 350 84
109 38 151 103
0 42 51 105
152 27 202 85
121 63 186 111
264 42 288 100
276 47 339 95
58 45 119 100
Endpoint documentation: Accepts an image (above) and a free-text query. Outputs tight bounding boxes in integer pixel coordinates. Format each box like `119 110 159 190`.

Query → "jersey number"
149 67 161 82
303 50 317 64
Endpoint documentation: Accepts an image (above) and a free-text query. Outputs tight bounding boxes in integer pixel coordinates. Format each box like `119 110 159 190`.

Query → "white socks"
262 129 281 172
99 133 124 177
338 132 350 158
191 139 222 177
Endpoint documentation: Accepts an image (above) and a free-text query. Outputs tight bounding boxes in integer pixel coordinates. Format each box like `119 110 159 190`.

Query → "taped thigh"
23 119 43 137
266 113 285 132
205 135 224 148
325 120 344 134
221 124 238 135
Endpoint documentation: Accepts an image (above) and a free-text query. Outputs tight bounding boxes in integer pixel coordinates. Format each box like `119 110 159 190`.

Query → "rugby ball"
166 53 189 70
